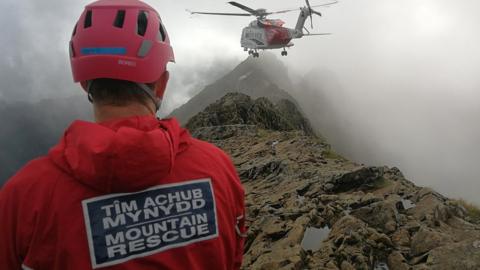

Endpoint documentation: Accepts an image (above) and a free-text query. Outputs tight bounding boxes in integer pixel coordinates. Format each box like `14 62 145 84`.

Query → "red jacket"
0 116 245 270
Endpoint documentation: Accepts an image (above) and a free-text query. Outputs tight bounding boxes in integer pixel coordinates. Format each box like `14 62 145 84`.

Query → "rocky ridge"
170 53 297 124
187 93 480 270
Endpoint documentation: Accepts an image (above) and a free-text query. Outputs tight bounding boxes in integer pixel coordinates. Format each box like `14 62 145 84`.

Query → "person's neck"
94 103 156 123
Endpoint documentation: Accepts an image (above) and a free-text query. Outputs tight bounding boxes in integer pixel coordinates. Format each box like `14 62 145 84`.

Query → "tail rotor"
305 0 324 29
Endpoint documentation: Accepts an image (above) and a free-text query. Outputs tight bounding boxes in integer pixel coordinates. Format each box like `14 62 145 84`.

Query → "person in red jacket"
0 0 246 269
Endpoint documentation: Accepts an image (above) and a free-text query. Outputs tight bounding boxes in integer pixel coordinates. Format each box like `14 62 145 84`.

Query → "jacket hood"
49 115 190 193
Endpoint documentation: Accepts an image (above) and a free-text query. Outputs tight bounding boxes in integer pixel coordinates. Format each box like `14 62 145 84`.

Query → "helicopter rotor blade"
188 10 252 16
310 0 339 8
267 8 299 15
304 33 332 36
305 0 314 28
277 0 338 14
228 1 259 16
306 0 312 10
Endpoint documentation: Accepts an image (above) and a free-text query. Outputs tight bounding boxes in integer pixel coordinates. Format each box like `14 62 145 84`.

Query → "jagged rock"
361 193 382 204
368 232 393 247
250 244 305 270
286 216 310 245
414 188 446 202
385 167 405 181
410 227 453 256
340 261 355 270
324 167 384 193
263 218 289 240
186 93 313 135
319 194 339 203
351 200 399 233
190 124 257 140
410 252 430 265
348 192 382 210
412 264 429 270
410 192 445 224
325 260 339 269
387 251 409 270
391 228 411 247
426 239 480 269
240 160 284 180
433 204 450 224
310 216 377 269
473 240 480 248
445 200 468 219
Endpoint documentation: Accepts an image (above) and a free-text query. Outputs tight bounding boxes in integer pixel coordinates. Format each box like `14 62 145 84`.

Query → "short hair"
88 79 155 107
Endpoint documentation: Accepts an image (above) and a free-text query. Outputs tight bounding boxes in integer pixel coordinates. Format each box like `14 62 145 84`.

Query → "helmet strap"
136 83 161 112
85 80 161 112
86 80 94 103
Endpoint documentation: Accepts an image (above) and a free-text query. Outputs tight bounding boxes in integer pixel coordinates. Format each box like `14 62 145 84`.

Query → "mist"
283 0 480 204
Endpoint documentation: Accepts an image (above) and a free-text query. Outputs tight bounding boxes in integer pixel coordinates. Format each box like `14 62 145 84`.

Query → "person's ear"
154 71 170 99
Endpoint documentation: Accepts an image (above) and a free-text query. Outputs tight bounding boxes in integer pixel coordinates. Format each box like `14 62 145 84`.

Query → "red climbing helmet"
69 0 174 89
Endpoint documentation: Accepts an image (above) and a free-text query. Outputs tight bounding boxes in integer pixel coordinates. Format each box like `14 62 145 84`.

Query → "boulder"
426 239 480 270
324 167 384 193
410 227 453 256
387 251 409 270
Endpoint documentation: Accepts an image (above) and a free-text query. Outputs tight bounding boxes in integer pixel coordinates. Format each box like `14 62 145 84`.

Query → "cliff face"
186 93 480 270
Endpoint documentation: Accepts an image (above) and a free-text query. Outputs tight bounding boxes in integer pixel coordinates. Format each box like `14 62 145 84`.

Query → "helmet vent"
69 41 76 58
158 22 166 42
137 11 148 36
84 10 93 28
72 23 77 36
113 10 126 28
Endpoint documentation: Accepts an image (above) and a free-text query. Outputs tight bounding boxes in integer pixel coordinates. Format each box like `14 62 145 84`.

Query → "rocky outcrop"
186 93 480 270
187 93 313 135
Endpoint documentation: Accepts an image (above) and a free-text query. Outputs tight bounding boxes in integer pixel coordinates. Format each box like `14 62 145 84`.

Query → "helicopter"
188 0 338 57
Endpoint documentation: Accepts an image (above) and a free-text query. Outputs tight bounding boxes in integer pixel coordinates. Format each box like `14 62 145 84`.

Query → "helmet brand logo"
118 59 137 67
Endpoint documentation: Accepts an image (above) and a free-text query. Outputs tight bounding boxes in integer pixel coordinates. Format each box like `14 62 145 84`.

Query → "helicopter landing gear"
250 50 259 58
281 49 288 56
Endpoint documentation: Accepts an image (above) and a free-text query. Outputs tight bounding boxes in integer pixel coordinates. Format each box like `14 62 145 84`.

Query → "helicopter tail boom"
294 9 310 35
294 0 333 37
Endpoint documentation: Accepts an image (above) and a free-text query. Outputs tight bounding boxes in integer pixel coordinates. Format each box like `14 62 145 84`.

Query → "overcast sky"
1 0 480 204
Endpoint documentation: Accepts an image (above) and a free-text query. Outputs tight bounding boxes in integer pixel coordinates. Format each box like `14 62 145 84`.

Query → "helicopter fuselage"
241 20 297 50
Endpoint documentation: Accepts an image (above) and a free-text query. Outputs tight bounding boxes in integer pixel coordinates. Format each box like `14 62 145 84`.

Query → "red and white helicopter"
188 0 338 57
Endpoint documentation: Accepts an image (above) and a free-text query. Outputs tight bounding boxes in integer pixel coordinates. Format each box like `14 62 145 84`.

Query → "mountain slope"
187 93 480 270
169 53 297 124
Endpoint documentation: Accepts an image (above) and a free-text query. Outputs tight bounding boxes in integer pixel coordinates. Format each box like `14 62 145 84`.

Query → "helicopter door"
241 27 266 48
